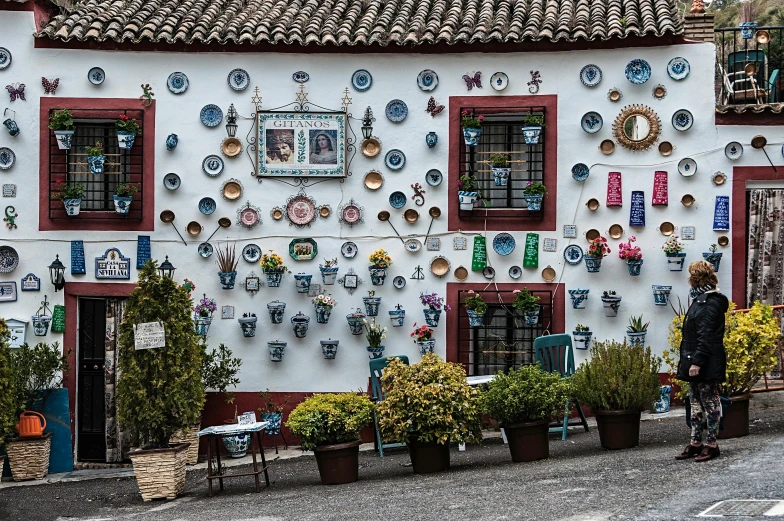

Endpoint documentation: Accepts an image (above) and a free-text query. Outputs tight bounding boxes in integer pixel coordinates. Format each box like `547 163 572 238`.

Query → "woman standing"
675 260 729 462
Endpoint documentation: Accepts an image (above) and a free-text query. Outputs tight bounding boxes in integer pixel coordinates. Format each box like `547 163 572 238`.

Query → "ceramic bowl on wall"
600 140 615 155
361 137 382 158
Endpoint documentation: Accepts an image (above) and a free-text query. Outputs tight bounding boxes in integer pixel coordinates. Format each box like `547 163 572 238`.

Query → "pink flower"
477 115 484 121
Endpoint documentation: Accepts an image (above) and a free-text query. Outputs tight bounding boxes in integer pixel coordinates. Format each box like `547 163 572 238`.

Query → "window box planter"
458 191 479 211
87 155 106 175
294 273 312 293
703 252 722 272
423 309 441 327
238 315 257 337
492 167 511 187
113 195 133 215
63 198 82 217
291 312 310 338
417 339 436 355
666 252 686 271
568 289 589 309
267 301 286 324
573 330 593 350
54 130 75 150
320 339 339 359
521 126 542 145
268 341 287 362
218 271 237 290
462 128 482 146
116 130 137 150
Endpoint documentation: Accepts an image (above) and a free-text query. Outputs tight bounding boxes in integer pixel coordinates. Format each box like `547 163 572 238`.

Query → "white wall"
1 9 780 391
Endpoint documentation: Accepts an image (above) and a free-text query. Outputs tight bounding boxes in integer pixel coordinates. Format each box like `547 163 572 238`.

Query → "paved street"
1 394 782 521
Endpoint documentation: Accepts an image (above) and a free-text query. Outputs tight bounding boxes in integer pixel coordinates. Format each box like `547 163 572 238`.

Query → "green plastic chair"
369 355 409 457
767 69 780 103
533 334 590 441
725 50 767 104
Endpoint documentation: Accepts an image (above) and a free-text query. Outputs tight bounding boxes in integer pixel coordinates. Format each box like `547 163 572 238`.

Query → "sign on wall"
606 172 622 207
95 248 131 280
133 322 166 350
629 191 645 227
652 171 668 205
71 241 86 275
713 196 730 231
257 112 346 178
20 273 40 292
137 235 151 269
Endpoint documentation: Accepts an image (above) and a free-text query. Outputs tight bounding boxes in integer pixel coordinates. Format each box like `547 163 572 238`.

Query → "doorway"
77 297 106 462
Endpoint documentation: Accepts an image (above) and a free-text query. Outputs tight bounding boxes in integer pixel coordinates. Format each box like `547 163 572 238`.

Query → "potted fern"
463 290 487 327
488 154 511 187
113 183 138 215
521 113 545 144
85 142 105 174
215 243 238 289
626 315 649 347
49 109 75 150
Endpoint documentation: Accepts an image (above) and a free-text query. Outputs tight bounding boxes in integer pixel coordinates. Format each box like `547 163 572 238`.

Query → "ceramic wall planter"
315 305 332 324
113 195 133 215
31 315 51 336
194 316 212 336
222 434 249 458
523 306 541 326
425 132 438 149
627 259 643 276
346 311 365 335
63 198 82 217
368 266 388 286
218 271 237 290
54 130 74 150
320 266 339 285
238 316 257 337
294 273 312 293
87 155 106 174
268 341 287 362
389 309 405 327
492 167 511 187
367 345 385 359
523 194 543 211
362 296 382 316
521 126 542 145
601 297 622 317
418 339 436 355
466 309 484 327
291 312 310 338
703 253 722 272
261 413 283 435
573 330 593 350
166 133 178 151
740 21 758 39
584 257 602 273
462 128 481 146
264 269 285 287
569 289 589 309
652 285 672 306
320 339 339 359
653 385 672 413
423 309 441 327
626 331 647 348
666 252 687 271
116 130 136 150
458 191 479 211
3 118 19 137
267 301 286 324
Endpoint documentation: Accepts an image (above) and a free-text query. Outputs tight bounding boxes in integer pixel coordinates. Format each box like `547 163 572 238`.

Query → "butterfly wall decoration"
462 72 482 91
425 96 444 117
5 84 25 102
41 77 59 95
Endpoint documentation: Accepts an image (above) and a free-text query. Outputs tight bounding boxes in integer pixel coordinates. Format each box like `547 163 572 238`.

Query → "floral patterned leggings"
689 382 721 446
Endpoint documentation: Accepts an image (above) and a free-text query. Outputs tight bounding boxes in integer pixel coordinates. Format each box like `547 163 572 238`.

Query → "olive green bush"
286 393 374 450
481 365 573 426
9 340 69 411
0 319 21 446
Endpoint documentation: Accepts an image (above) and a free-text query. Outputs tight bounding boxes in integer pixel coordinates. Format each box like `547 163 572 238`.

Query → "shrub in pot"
573 340 661 450
55 181 84 217
286 393 374 485
0 320 23 477
49 109 75 150
258 389 291 453
85 142 106 174
481 365 573 462
377 353 482 473
115 113 142 150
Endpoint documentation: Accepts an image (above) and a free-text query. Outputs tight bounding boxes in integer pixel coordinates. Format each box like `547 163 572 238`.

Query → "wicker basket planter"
6 432 52 481
129 443 189 501
169 424 200 465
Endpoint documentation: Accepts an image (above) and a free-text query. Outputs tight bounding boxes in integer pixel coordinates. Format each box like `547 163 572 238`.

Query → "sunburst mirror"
611 104 662 152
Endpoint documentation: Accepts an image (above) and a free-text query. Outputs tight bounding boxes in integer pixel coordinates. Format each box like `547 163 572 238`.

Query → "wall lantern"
158 256 176 279
361 106 374 140
226 104 238 138
48 255 66 292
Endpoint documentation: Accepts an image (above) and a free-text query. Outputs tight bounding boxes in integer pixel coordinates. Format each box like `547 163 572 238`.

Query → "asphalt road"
1 394 782 521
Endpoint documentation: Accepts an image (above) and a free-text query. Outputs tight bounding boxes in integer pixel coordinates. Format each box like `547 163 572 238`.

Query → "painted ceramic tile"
453 237 467 250
681 226 695 240
543 238 557 252
426 237 441 251
563 225 577 238
2 184 16 197
221 305 235 319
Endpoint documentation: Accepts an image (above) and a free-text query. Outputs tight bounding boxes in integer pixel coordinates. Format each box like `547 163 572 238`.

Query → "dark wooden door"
77 298 106 462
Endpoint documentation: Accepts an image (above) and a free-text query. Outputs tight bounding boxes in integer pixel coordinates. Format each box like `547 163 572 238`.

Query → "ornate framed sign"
257 111 346 178
95 248 131 280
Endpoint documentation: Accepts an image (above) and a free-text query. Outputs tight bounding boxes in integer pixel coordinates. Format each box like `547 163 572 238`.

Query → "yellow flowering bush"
368 248 392 268
662 314 687 399
260 250 289 272
286 393 374 451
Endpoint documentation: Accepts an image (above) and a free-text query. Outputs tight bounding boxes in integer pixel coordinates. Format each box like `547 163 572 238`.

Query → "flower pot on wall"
113 195 133 215
573 330 592 350
462 128 482 146
218 271 237 290
389 309 405 327
627 260 643 276
116 130 137 150
584 257 602 273
601 297 622 317
362 296 381 317
703 253 722 272
320 266 339 285
320 339 339 359
569 289 589 309
423 309 441 327
523 306 541 326
368 267 388 286
492 167 511 187
346 312 365 335
466 309 484 327
54 130 74 150
291 312 310 338
31 315 51 336
264 269 285 287
652 285 672 306
267 301 286 324
166 133 178 151
626 331 647 348
504 419 550 462
594 409 642 450
63 198 82 217
739 21 758 39
193 316 212 336
315 305 332 324
294 273 312 293
87 155 106 174
521 126 542 145
523 194 543 211
718 394 751 439
268 341 287 362
458 191 479 211
407 438 450 473
418 339 436 355
425 132 438 149
367 345 385 359
238 316 257 337
666 252 687 272
313 440 362 486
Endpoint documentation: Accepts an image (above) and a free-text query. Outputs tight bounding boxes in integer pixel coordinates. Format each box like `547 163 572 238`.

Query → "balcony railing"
715 26 784 107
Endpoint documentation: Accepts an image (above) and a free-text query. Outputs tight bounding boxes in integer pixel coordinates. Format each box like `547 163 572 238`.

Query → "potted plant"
411 323 435 354
362 290 382 317
238 313 257 337
115 114 142 150
286 393 374 485
49 109 75 150
457 173 480 211
319 258 339 285
31 299 52 336
601 290 622 317
345 308 365 335
521 113 545 144
85 142 105 174
320 338 340 359
268 340 287 362
260 250 289 287
215 243 239 289
652 285 673 306
193 294 216 336
512 288 540 325
267 300 287 324
460 109 484 146
482 365 573 462
573 324 592 350
258 390 291 442
463 290 487 327
116 261 204 500
488 154 511 187
585 236 611 272
573 340 661 450
662 235 686 271
113 183 138 215
294 273 312 293
568 289 589 309
420 292 450 326
368 249 392 286
703 244 722 272
291 312 310 338
389 304 405 327
56 181 84 217
377 354 482 473
312 292 336 324
522 182 547 212
626 315 649 347
618 236 643 276
0 320 21 478
364 317 388 359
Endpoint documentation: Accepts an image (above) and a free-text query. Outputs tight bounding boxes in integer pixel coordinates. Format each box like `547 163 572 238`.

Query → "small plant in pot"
345 308 365 335
377 353 482 473
389 304 405 327
55 181 84 217
362 290 382 317
368 249 392 286
626 314 649 348
420 291 450 327
457 173 481 211
702 243 722 272
286 393 374 485
410 323 435 355
115 113 142 150
512 288 540 326
521 113 545 144
460 109 484 146
258 389 291 445
216 243 239 290
319 258 339 285
488 154 511 187
481 365 573 462
237 313 257 337
522 181 547 212
573 324 593 350
312 292 336 324
662 235 686 271
85 142 105 174
260 250 289 287
573 340 661 450
113 183 138 215
463 290 487 327
601 290 622 317
49 109 75 150
364 317 387 359
618 236 643 276
193 294 216 336
585 236 610 273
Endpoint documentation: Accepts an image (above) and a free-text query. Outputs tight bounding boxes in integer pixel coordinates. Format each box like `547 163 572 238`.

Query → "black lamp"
48 255 66 292
158 256 176 279
361 106 374 139
226 104 238 138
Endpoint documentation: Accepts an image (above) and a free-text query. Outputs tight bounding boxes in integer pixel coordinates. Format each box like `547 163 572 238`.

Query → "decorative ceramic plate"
712 172 727 186
187 221 202 237
579 64 602 87
351 69 372 92
405 239 422 252
221 137 243 157
417 69 439 91
198 242 213 258
292 71 309 83
454 266 468 281
227 68 250 91
163 172 181 191
361 137 381 158
270 207 284 221
341 204 361 224
88 67 105 85
659 141 673 156
384 149 406 170
600 139 615 155
239 207 260 227
483 266 496 280
430 256 450 277
607 88 622 102
563 245 584 265
0 148 15 170
667 57 690 81
198 197 217 215
202 155 224 177
393 275 406 288
425 169 443 187
672 109 693 131
581 112 603 134
242 244 262 263
0 246 19 273
490 72 509 91
221 178 243 201
509 266 522 279
625 59 651 84
167 72 189 94
286 195 317 226
363 170 384 191
200 104 223 127
341 241 358 258
572 163 589 182
678 157 697 177
492 232 516 256
389 191 407 209
586 229 600 242
0 48 11 70
725 141 743 160
385 99 408 122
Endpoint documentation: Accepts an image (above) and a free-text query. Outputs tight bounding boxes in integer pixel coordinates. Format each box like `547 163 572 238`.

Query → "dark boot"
695 445 720 462
675 443 703 460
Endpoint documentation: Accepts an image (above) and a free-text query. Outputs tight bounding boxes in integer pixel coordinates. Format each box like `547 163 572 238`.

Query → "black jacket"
677 291 729 383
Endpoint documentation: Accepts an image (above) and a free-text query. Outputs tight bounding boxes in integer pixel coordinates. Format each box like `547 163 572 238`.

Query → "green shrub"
573 340 661 411
286 393 374 451
48 109 74 131
481 365 573 425
0 320 21 447
9 341 69 411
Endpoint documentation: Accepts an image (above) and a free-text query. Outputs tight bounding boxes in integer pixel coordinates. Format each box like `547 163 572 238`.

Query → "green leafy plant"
377 353 482 446
488 154 510 168
627 315 649 333
512 288 540 312
573 340 661 411
85 142 103 157
200 340 242 405
55 181 84 201
114 183 138 198
115 114 143 135
48 109 75 131
523 182 548 195
286 393 374 450
215 243 238 273
524 113 546 127
709 243 718 254
258 389 290 415
363 317 387 348
481 365 573 425
574 324 590 332
9 341 70 412
460 110 484 129
463 290 487 314
0 320 22 447
458 173 480 194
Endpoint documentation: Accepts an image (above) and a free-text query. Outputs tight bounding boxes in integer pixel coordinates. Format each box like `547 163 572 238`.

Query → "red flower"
120 115 129 121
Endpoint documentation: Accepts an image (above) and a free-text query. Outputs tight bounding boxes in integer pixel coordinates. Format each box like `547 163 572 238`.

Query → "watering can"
16 410 46 438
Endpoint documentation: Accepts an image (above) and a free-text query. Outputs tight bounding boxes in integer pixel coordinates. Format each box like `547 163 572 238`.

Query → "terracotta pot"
594 409 642 450
718 393 751 439
313 440 361 485
407 438 450 473
504 419 550 462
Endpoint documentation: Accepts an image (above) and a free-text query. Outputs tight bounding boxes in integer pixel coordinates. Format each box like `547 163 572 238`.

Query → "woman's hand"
689 364 701 377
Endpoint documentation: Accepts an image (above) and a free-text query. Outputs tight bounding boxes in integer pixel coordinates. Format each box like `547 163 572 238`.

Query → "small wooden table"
198 422 270 497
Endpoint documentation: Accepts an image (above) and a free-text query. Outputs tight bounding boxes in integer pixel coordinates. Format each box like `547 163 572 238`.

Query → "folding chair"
369 355 409 457
534 334 590 441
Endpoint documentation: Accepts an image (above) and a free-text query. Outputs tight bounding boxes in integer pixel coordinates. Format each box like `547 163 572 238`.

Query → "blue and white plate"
384 149 406 170
509 266 522 279
389 191 407 209
672 109 693 131
0 246 19 273
678 157 697 177
579 64 602 87
563 244 584 265
385 99 408 122
492 232 516 256
227 68 250 91
483 266 496 280
88 67 105 85
198 242 214 258
667 57 690 81
625 59 651 84
425 169 443 187
490 72 509 91
417 69 439 91
202 155 225 177
163 172 181 191
0 48 11 71
581 112 603 134
0 148 15 170
292 71 310 83
572 163 590 181
200 104 223 127
725 141 743 160
341 241 358 258
405 239 422 252
167 72 189 94
351 69 372 92
242 243 262 263
393 275 406 289
198 197 217 215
